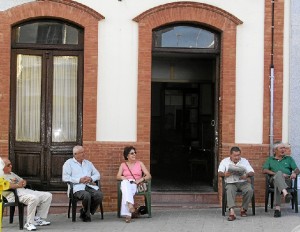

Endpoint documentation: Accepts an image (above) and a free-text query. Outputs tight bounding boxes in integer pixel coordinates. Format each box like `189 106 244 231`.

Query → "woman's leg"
120 180 137 217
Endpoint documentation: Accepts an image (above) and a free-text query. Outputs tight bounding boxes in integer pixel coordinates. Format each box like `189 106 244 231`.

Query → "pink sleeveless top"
122 161 143 180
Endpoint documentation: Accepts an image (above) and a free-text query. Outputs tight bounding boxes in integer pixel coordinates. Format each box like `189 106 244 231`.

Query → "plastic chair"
221 176 255 216
117 180 152 218
2 189 25 230
265 174 298 213
66 181 104 221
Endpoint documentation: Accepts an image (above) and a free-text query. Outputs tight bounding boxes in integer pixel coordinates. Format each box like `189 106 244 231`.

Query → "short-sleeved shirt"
262 155 298 175
218 157 254 183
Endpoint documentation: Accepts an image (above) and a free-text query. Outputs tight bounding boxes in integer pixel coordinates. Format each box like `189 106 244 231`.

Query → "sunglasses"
129 151 136 155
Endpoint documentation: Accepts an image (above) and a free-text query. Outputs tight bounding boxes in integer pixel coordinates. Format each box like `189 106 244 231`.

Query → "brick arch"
0 0 104 141
134 1 242 145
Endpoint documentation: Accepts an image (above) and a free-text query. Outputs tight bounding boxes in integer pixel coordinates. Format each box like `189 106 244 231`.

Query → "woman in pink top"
116 146 151 223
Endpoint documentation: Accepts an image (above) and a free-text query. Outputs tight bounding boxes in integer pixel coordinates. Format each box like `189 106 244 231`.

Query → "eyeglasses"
6 163 12 167
129 151 136 155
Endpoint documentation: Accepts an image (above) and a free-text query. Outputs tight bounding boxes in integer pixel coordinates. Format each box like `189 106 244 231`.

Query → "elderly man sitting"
218 146 254 221
263 141 299 217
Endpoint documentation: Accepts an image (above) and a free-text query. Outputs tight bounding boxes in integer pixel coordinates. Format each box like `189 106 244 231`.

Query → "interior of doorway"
151 81 215 192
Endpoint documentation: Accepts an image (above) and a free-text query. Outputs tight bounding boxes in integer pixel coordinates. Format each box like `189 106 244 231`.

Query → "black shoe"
83 216 91 222
274 210 281 218
79 208 86 219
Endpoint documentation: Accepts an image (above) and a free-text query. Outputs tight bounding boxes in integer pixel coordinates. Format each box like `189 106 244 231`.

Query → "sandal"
240 210 247 217
227 214 236 221
125 216 132 223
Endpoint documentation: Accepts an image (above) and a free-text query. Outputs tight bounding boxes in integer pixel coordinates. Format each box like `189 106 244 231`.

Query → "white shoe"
24 222 37 231
34 217 51 226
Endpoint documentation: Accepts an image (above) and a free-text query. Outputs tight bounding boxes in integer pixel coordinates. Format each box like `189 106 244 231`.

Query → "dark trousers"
74 186 103 217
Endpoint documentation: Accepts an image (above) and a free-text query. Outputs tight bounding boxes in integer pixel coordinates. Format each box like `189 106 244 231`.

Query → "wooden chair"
2 189 25 230
221 176 255 216
117 180 152 218
66 181 104 222
265 174 298 213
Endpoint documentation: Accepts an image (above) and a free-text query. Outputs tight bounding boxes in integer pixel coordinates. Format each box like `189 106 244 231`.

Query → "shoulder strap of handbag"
125 162 137 181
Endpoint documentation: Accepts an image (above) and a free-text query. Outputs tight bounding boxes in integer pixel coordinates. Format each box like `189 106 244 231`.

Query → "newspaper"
228 164 246 176
226 164 246 183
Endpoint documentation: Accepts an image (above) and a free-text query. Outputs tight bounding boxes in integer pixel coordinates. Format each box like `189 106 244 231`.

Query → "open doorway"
150 24 219 192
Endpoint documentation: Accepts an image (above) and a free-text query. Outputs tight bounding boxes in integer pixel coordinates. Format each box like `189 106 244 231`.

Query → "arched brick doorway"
0 0 104 190
134 2 242 191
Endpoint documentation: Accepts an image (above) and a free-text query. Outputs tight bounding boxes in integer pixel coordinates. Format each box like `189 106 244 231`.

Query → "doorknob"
211 120 215 126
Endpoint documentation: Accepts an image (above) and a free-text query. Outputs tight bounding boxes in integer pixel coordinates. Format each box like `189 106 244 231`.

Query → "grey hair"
73 145 83 156
273 141 284 151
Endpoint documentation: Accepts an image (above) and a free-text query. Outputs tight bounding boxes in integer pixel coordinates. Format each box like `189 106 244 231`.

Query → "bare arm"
116 164 126 181
139 161 151 184
218 171 232 178
263 169 276 176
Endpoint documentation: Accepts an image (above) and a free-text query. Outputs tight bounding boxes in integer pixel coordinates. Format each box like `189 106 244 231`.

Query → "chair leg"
99 202 104 219
9 206 15 224
222 192 226 216
265 190 268 212
252 194 255 215
68 199 71 218
294 191 298 213
72 200 77 222
145 194 151 218
18 204 24 230
117 190 121 218
270 193 274 209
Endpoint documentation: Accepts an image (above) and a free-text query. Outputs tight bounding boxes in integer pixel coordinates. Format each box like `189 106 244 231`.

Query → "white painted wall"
0 0 266 143
75 0 265 142
282 0 290 143
0 0 34 11
234 0 264 143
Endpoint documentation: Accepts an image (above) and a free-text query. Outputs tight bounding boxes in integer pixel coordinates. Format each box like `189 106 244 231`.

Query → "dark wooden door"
10 49 83 190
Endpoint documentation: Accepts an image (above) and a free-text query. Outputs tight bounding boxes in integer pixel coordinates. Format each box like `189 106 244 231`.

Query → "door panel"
10 50 82 190
14 151 41 178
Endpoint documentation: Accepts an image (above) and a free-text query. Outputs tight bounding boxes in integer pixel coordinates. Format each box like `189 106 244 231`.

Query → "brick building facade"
0 0 291 211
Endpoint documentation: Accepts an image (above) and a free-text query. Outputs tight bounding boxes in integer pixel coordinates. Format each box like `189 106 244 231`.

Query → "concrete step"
151 191 219 208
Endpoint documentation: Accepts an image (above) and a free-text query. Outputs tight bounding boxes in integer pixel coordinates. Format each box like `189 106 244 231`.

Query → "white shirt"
62 158 100 193
218 157 254 183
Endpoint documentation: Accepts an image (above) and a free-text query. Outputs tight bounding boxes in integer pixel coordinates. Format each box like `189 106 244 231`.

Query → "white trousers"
120 180 137 217
7 188 52 224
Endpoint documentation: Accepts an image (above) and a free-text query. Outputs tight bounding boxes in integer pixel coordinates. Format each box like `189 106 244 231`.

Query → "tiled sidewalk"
2 207 300 232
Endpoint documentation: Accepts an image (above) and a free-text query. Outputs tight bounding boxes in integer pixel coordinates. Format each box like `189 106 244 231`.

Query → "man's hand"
80 176 92 184
224 171 232 177
239 174 247 180
290 172 297 179
19 179 26 187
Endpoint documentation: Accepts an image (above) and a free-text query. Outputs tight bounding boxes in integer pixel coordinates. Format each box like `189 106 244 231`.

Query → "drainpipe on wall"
269 0 275 156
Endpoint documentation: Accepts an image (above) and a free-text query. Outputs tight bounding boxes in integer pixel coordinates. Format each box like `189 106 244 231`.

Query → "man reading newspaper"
218 146 254 221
